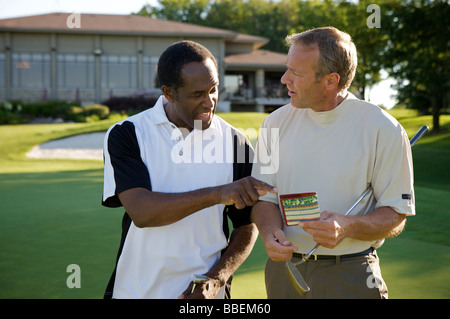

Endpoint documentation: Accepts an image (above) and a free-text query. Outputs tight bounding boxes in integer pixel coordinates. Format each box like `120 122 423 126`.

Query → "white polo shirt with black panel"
102 95 253 299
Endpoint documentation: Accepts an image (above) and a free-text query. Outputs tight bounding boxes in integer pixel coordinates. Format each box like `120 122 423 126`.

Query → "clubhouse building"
0 13 288 112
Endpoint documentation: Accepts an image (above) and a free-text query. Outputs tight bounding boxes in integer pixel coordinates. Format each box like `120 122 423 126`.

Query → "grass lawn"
0 110 449 299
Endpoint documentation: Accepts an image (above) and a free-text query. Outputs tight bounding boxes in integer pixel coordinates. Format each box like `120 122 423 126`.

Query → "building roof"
225 50 286 69
0 12 236 38
229 33 268 49
0 13 286 68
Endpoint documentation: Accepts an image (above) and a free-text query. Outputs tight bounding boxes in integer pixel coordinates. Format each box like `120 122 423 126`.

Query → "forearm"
345 206 406 241
300 206 407 249
251 200 283 239
119 187 220 227
251 200 297 261
206 223 258 287
120 177 277 228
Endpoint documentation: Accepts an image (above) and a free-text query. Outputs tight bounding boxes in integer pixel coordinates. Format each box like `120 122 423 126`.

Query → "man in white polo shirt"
102 41 276 299
251 27 415 298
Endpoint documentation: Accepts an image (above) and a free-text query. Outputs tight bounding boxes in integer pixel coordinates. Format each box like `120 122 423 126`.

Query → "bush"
20 100 75 118
0 100 112 124
102 96 158 114
0 102 23 124
66 106 84 122
85 114 101 122
83 104 110 119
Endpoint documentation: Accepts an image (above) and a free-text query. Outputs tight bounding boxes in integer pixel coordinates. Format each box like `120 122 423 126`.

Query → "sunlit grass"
1 110 449 298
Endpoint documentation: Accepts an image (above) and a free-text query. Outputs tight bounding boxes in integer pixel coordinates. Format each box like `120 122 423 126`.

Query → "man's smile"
197 110 213 122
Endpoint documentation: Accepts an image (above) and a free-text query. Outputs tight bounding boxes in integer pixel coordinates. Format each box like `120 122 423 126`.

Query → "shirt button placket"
170 124 184 157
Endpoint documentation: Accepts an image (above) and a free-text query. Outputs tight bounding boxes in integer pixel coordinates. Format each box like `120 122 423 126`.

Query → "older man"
251 27 415 299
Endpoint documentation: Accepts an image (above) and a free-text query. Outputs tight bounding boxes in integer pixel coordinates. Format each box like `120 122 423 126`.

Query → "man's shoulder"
261 103 299 127
343 98 406 145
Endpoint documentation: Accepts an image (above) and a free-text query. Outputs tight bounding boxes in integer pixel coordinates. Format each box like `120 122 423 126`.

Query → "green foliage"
20 100 80 118
0 100 111 124
82 104 110 121
381 0 449 131
66 106 84 122
0 101 25 124
137 0 210 25
101 95 158 114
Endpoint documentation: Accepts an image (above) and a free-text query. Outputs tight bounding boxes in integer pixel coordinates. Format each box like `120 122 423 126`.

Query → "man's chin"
201 117 213 130
289 97 299 108
289 97 306 109
193 116 213 130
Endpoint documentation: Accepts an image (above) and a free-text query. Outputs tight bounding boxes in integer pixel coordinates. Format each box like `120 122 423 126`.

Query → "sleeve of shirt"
225 130 254 229
102 121 152 208
251 117 279 205
372 124 415 216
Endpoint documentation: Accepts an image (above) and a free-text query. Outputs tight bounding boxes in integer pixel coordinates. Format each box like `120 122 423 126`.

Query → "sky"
0 0 158 19
365 73 397 109
0 0 397 108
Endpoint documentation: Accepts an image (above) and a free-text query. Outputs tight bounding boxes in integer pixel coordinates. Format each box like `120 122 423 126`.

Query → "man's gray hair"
286 27 358 90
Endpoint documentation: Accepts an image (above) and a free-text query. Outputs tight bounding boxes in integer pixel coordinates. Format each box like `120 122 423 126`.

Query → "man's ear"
324 72 340 91
161 85 175 103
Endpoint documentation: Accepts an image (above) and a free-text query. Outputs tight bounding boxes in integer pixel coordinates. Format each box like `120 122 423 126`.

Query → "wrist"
209 185 223 206
204 271 227 288
340 215 358 240
259 226 280 245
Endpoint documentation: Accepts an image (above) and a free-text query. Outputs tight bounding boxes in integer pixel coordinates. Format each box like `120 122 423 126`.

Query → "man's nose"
281 70 290 85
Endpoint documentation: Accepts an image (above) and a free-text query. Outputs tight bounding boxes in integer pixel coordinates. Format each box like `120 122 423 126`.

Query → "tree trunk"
431 95 441 132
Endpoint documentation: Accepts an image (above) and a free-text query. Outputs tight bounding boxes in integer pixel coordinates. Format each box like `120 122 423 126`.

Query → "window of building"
101 55 137 89
57 54 94 89
12 53 50 89
0 53 5 88
142 56 159 89
225 74 248 99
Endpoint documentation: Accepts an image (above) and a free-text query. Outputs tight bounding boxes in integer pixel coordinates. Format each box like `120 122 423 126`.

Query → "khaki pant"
265 252 388 299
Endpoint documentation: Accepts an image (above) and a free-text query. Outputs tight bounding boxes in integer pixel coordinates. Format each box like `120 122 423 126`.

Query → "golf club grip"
409 125 429 147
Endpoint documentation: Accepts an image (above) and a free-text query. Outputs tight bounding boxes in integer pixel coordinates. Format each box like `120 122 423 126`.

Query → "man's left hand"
178 277 222 299
298 211 350 249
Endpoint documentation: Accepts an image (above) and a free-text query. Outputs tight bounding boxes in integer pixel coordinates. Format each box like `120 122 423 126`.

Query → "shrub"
85 114 101 122
20 100 71 118
0 100 111 124
102 96 158 114
83 104 110 119
66 106 84 122
0 102 28 124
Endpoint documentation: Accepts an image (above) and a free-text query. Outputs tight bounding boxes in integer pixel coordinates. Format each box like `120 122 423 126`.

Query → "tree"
382 0 449 132
335 0 387 100
204 0 295 53
277 0 388 100
135 0 209 25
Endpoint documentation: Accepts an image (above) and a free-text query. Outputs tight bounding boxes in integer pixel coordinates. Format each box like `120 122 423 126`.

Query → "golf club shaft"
410 125 429 147
302 186 372 260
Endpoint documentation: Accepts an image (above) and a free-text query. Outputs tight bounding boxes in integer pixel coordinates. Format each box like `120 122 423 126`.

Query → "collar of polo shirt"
150 95 219 132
